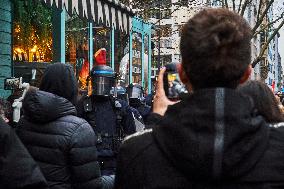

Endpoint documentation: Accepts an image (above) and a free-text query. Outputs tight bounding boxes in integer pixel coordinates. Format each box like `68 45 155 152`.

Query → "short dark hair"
180 8 252 89
238 80 284 123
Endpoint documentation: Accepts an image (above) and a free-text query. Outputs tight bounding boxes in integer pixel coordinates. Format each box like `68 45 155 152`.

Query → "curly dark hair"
180 8 252 89
238 80 284 123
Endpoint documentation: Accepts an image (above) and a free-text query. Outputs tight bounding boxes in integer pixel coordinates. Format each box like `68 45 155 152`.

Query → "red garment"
79 59 89 89
272 81 275 92
79 59 90 79
95 48 107 66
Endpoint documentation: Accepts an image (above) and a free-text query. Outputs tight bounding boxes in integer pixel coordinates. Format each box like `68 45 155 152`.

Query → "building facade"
147 0 207 71
261 2 283 91
0 0 12 98
265 33 282 92
147 0 283 89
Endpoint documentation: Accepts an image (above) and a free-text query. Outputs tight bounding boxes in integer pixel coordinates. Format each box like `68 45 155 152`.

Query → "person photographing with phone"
115 8 284 189
162 63 188 101
151 62 189 117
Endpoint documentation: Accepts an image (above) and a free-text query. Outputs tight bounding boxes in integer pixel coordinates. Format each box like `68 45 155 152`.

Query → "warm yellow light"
15 48 23 53
31 45 37 53
15 25 21 33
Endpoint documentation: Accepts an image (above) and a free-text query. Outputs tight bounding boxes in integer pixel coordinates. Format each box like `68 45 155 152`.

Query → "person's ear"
178 63 194 92
177 63 189 85
239 64 252 84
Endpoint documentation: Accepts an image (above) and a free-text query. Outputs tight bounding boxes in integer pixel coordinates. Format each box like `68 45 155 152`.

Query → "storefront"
129 17 152 93
0 0 152 98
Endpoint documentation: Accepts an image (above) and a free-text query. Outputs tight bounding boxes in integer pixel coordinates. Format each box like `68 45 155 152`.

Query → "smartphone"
163 63 183 100
4 77 22 90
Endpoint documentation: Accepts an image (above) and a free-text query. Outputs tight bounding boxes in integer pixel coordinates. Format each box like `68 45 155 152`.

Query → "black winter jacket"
17 90 102 189
0 118 48 189
115 88 284 189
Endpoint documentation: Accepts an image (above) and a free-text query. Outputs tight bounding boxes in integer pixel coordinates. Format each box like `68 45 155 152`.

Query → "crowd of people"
1 7 284 189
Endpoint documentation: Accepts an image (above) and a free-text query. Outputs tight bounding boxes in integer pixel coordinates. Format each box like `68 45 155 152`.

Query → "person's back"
116 89 283 189
115 8 284 189
17 63 102 189
0 118 48 189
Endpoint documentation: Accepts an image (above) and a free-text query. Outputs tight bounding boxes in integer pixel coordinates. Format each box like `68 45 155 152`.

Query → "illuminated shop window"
13 0 53 63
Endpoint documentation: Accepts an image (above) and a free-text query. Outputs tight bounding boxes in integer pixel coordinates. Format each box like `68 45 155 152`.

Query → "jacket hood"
153 88 269 181
39 63 78 106
23 89 77 123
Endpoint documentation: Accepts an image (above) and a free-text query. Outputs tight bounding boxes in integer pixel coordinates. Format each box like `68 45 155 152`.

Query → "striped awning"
42 0 135 33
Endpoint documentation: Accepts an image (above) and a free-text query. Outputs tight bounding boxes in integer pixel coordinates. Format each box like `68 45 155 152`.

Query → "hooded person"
39 63 78 106
16 63 105 189
114 8 284 189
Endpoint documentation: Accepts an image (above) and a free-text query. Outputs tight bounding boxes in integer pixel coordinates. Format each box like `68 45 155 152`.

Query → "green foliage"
13 0 52 51
65 14 88 44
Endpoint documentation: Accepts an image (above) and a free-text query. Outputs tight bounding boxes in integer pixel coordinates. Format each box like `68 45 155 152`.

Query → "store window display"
13 0 53 63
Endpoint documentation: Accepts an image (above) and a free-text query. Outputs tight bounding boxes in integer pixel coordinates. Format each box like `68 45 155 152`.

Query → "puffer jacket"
115 88 284 189
0 118 48 189
17 89 102 189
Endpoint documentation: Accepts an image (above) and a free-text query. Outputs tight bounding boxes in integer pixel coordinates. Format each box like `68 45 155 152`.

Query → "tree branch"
221 0 225 7
240 0 252 16
238 0 244 14
224 0 229 8
134 0 175 20
253 27 266 38
253 13 284 38
252 0 275 34
233 0 236 12
152 5 182 25
256 0 263 21
252 18 284 68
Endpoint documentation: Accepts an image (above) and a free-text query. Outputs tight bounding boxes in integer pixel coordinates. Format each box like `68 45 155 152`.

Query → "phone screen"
163 63 188 100
164 72 184 100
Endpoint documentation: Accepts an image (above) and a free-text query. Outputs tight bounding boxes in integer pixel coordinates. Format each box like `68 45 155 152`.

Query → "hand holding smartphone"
163 63 184 101
153 67 178 116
